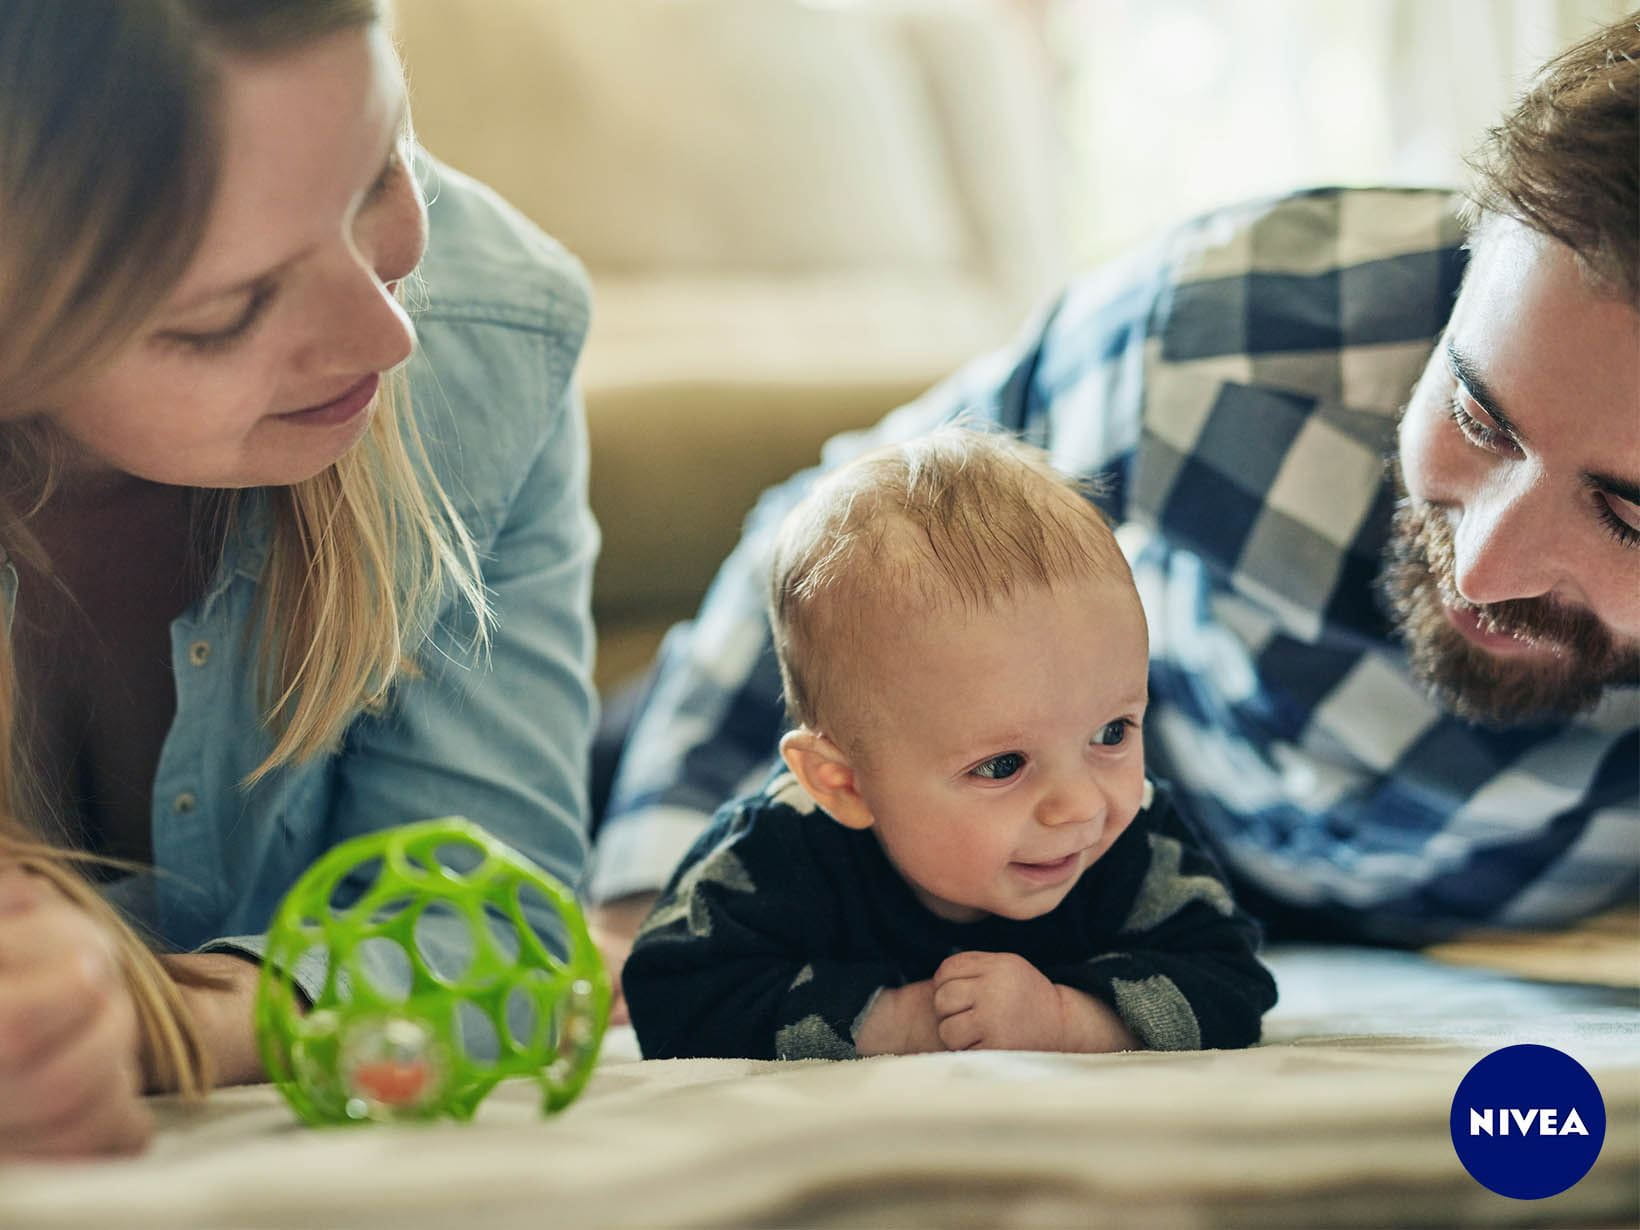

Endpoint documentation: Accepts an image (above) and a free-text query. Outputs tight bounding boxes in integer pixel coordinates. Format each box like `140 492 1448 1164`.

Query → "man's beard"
1377 473 1640 727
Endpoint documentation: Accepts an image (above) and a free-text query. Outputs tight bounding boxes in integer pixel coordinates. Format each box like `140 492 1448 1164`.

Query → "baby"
624 427 1277 1059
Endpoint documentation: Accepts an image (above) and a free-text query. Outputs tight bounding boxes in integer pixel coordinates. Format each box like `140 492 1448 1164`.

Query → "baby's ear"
779 728 875 830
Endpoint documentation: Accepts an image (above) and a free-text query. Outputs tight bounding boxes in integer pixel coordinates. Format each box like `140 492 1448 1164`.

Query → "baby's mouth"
1009 850 1083 885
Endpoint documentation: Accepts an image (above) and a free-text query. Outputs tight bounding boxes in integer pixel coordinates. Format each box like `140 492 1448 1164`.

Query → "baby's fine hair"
768 425 1131 736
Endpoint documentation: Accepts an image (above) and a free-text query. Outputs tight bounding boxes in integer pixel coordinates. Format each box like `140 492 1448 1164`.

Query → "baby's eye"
972 753 1025 780
1094 720 1131 747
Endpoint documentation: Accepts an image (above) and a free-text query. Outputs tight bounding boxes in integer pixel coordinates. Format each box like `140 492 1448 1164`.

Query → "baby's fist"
930 951 1063 1052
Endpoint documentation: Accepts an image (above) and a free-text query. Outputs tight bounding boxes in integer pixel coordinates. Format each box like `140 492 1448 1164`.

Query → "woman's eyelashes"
159 282 277 354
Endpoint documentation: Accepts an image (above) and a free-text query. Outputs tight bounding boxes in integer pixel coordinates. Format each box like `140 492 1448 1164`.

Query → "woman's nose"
299 174 427 377
299 264 417 379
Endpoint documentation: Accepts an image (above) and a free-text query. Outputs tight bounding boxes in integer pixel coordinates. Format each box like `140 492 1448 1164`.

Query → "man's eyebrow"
1446 342 1527 445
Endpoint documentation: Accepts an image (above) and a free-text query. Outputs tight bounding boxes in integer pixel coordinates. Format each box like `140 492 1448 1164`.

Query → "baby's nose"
1036 781 1105 828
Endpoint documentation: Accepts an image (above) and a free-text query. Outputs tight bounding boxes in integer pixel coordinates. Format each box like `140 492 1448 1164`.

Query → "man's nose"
1451 477 1563 607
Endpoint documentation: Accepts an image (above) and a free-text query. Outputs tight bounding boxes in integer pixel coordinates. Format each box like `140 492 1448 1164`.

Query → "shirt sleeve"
591 246 1169 904
1041 789 1278 1051
623 802 903 1060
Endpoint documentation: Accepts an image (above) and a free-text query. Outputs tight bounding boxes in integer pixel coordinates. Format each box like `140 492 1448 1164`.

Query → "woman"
0 1 597 1156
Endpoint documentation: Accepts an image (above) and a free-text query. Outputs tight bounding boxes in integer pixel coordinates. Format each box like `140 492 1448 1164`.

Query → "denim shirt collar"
201 489 273 618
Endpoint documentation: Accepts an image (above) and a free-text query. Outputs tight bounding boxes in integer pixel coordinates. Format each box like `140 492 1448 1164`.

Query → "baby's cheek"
1104 774 1150 845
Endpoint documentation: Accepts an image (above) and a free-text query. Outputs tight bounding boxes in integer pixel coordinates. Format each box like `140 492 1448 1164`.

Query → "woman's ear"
779 728 875 830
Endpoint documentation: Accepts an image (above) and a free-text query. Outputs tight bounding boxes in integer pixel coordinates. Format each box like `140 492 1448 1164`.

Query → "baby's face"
845 574 1150 923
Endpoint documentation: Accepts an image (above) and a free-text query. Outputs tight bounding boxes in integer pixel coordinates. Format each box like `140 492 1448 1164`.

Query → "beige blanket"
1426 906 1639 988
2 947 1635 1229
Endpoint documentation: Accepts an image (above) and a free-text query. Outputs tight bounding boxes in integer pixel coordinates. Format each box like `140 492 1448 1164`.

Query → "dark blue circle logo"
1450 1044 1605 1200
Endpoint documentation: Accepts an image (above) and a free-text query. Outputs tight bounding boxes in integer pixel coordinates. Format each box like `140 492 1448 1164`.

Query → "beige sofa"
393 0 1063 687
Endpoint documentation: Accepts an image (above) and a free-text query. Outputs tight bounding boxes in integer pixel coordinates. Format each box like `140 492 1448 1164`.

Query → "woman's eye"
972 753 1025 781
1094 720 1130 747
159 283 275 354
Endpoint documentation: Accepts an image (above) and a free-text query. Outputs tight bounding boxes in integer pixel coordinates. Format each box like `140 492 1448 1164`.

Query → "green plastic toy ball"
255 817 609 1125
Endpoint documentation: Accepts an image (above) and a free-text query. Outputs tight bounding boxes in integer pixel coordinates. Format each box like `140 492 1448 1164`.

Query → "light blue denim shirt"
3 158 598 991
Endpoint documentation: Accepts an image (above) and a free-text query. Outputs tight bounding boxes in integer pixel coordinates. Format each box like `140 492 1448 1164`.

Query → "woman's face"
48 23 425 490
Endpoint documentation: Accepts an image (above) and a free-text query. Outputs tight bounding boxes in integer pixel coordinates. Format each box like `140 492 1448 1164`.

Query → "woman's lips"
278 372 380 427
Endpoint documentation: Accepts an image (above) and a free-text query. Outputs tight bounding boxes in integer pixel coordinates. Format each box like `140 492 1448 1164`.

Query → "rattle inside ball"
340 1016 447 1121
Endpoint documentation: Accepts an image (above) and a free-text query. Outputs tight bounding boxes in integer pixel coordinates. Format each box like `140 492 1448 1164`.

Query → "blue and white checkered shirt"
592 187 1639 942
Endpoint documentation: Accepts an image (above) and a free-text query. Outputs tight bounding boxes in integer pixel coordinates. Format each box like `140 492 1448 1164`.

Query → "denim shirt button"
173 791 198 815
188 640 211 667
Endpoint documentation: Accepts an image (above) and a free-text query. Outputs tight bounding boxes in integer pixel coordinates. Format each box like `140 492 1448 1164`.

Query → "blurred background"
391 0 1633 690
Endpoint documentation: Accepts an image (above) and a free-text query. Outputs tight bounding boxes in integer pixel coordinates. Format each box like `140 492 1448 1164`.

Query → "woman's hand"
589 892 657 1026
0 866 152 1159
161 951 265 1088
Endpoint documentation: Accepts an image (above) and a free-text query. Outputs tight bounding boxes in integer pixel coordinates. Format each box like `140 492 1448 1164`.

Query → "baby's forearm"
854 980 942 1055
1054 985 1141 1053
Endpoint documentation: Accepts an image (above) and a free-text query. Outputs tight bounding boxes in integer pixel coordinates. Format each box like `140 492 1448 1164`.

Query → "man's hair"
768 426 1130 740
1463 13 1639 301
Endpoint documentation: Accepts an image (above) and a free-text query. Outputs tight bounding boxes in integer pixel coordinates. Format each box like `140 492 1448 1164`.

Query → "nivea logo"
1450 1044 1606 1200
1467 1107 1589 1136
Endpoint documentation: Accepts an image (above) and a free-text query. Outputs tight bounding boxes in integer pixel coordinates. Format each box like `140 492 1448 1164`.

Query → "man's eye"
1094 720 1131 747
1449 393 1515 454
972 753 1025 781
1594 489 1640 548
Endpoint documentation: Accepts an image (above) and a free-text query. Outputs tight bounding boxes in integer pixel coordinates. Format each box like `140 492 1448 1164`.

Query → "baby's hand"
931 951 1066 1052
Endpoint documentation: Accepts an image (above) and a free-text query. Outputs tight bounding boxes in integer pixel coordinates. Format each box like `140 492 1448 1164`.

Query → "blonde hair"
0 1 487 1097
1463 13 1639 302
769 426 1129 743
